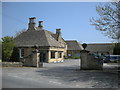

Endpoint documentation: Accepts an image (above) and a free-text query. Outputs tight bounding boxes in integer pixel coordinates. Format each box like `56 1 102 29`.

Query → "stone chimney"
56 29 62 41
56 29 61 36
28 17 36 30
38 21 43 29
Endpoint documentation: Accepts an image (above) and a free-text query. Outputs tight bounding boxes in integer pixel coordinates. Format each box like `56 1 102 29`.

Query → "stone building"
65 40 83 58
86 43 113 54
14 17 67 66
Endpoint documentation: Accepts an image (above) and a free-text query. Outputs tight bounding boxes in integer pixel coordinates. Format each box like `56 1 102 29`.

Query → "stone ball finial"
82 43 87 50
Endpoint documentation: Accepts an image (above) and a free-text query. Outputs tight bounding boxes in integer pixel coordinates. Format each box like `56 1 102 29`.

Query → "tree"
2 36 16 61
10 47 19 62
90 2 120 41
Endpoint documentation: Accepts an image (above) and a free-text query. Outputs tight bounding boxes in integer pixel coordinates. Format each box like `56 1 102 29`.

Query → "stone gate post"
80 43 103 70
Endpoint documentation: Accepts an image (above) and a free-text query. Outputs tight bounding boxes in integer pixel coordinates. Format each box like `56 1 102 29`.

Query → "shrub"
117 61 120 63
68 56 80 59
2 36 16 61
10 47 19 62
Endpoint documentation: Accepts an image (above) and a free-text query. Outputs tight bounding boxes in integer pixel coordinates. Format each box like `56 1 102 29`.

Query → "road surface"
2 59 119 88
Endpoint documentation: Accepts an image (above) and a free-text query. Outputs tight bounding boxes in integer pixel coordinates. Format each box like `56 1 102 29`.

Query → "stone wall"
2 62 23 67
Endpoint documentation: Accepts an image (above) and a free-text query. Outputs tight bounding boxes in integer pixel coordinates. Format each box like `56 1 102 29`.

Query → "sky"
2 2 113 43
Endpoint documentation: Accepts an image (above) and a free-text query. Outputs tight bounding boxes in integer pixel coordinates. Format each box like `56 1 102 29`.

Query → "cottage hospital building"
14 17 83 66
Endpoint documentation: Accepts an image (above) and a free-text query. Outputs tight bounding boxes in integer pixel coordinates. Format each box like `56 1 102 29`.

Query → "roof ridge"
44 30 55 34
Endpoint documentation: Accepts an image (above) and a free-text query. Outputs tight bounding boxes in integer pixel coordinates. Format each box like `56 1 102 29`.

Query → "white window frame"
19 48 24 58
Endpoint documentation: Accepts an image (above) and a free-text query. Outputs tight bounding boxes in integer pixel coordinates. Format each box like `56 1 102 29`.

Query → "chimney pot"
56 28 61 34
38 21 43 29
28 17 36 30
29 17 36 23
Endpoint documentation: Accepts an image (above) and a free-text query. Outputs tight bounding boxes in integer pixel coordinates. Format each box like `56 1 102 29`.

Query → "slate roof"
86 43 113 53
51 34 66 44
14 29 63 47
51 34 58 40
65 40 83 50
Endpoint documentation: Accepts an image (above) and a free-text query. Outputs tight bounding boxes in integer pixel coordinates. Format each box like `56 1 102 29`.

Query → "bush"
10 47 19 62
67 56 80 59
2 36 16 61
110 60 118 63
117 61 120 63
64 56 68 59
73 57 80 59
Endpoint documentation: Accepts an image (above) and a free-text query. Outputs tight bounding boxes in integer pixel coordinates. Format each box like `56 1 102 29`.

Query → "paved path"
2 59 120 88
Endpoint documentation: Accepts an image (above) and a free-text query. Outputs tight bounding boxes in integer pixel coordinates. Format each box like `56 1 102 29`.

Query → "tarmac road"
2 59 119 88
2 71 72 88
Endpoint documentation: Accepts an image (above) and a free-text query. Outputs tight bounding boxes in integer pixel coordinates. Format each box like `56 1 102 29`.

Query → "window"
68 54 72 56
20 48 24 58
51 51 55 59
58 52 62 58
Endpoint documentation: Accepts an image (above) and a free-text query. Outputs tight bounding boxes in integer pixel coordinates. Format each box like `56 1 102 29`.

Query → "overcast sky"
2 2 113 43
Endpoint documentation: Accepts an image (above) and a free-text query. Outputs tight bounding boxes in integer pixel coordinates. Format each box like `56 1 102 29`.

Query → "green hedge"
67 56 80 59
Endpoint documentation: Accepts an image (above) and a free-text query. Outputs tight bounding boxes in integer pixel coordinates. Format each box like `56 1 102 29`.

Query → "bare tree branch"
90 2 120 41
